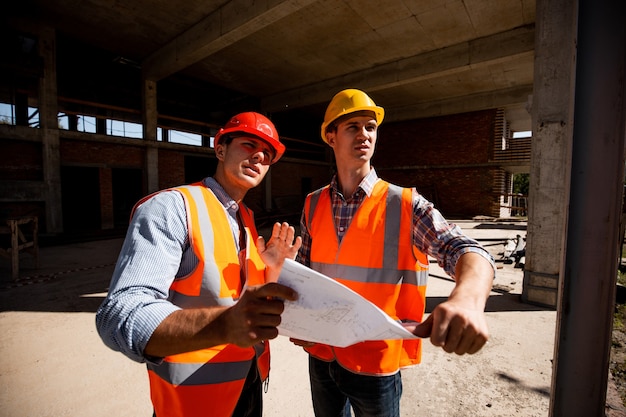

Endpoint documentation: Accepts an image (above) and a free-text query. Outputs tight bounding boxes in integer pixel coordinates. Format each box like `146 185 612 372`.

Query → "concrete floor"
0 220 622 416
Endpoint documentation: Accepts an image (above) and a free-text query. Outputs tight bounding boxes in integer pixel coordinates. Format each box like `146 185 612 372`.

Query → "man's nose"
250 149 265 163
356 127 370 140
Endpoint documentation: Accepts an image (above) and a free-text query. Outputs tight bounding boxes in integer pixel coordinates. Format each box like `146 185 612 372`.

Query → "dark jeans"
309 356 402 417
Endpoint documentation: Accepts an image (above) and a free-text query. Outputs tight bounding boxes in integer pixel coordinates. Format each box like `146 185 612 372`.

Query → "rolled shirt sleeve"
412 189 496 279
95 191 190 363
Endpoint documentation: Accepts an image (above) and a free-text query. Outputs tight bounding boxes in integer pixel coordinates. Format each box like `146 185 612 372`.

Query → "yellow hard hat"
320 89 385 143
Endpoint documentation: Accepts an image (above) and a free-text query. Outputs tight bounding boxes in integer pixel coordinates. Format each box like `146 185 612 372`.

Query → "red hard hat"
214 112 285 163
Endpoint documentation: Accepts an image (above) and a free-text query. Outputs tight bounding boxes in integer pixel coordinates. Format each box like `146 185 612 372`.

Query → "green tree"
513 173 529 195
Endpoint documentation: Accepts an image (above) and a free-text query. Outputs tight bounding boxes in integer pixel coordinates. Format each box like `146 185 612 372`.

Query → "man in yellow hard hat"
96 112 301 417
291 89 495 417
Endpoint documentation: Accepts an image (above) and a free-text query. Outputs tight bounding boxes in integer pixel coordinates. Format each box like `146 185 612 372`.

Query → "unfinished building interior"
2 1 625 413
1 1 535 256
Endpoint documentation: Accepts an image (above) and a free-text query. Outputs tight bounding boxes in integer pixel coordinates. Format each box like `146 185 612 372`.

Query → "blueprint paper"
276 259 418 347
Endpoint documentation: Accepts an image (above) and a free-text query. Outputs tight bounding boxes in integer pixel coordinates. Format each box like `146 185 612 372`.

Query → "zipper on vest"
263 375 270 393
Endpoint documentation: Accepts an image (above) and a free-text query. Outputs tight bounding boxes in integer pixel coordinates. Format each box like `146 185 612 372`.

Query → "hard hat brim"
320 105 384 143
215 126 285 163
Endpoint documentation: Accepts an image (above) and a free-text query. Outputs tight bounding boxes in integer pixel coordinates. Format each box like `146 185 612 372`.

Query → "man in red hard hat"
96 112 301 417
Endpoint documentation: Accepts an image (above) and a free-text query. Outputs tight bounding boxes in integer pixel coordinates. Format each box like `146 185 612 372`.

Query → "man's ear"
326 131 336 146
215 143 225 160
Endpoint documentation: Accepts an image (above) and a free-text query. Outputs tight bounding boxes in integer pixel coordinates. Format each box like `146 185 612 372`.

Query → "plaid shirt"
296 168 494 279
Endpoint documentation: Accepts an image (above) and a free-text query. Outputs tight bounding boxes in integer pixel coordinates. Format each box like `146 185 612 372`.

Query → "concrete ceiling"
6 0 535 141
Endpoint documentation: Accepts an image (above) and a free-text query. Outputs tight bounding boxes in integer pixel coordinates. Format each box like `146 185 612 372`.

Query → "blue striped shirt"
296 168 495 278
95 177 244 363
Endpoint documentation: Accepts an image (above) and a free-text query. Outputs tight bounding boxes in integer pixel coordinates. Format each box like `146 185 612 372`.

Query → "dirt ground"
1 220 625 416
610 288 626 412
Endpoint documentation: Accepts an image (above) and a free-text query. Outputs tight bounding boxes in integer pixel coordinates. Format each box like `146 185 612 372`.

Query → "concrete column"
95 116 106 134
15 92 29 126
68 114 78 131
522 0 578 308
142 78 159 193
550 0 626 414
201 125 211 148
38 26 63 234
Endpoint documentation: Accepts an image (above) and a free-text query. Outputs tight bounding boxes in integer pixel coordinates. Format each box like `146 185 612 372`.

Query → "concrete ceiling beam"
261 24 535 112
142 0 317 81
385 84 533 123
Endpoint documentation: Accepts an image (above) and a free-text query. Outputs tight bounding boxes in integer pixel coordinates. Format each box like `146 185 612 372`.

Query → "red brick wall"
59 139 332 226
158 150 186 189
0 139 43 181
99 167 114 229
3 108 503 237
374 109 498 218
0 139 45 225
60 139 145 166
270 161 332 197
244 161 332 216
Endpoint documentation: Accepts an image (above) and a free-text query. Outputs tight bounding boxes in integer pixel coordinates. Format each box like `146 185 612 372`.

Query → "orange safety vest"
134 182 269 417
304 180 429 376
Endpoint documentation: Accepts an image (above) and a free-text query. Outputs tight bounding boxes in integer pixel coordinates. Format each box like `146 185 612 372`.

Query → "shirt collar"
203 177 239 213
330 167 379 198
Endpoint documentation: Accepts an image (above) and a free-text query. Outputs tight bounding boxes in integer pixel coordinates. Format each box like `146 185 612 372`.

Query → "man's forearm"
448 252 494 309
144 306 230 358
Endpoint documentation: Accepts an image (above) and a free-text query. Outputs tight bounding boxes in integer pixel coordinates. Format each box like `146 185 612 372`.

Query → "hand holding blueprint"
276 259 418 347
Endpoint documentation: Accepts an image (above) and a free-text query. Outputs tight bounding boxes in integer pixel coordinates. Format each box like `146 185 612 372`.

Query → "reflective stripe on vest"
304 180 428 375
134 183 269 417
149 347 253 385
